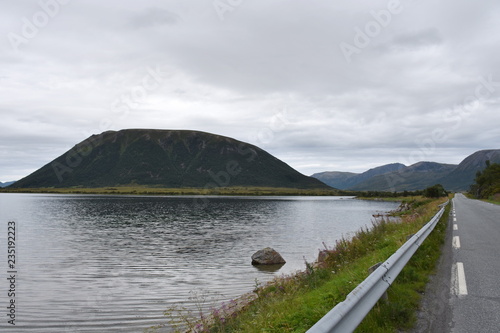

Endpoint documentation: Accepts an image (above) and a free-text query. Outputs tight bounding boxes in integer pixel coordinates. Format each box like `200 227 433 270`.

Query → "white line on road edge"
453 224 458 231
453 236 461 249
456 262 468 296
453 217 457 222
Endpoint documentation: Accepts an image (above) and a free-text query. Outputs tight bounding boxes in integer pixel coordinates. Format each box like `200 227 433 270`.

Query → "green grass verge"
464 192 500 205
158 196 450 333
484 198 500 205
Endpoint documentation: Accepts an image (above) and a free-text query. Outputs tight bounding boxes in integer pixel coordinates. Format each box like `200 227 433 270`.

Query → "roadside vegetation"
469 161 500 204
154 195 450 333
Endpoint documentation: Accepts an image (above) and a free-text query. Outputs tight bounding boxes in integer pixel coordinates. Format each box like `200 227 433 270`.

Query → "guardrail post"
368 262 387 301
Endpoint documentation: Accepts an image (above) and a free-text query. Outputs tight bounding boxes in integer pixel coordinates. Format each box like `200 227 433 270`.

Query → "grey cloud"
129 8 181 28
392 28 443 49
0 0 499 180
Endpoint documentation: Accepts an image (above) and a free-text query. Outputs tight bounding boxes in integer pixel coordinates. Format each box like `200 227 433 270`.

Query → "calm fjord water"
0 194 398 332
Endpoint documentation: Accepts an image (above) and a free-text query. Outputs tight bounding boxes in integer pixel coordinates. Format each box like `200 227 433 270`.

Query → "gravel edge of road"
408 201 454 333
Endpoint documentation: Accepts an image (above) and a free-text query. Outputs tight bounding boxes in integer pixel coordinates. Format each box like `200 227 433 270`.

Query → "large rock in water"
251 247 286 265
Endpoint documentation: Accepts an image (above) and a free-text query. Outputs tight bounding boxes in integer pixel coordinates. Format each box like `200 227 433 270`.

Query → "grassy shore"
158 196 450 333
0 186 340 196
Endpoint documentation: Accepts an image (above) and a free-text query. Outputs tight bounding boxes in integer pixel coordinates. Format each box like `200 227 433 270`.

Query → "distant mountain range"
312 149 500 192
312 163 405 190
5 129 498 193
0 181 16 188
10 129 331 190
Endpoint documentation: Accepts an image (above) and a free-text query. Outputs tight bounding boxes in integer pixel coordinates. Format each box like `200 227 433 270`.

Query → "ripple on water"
0 194 399 332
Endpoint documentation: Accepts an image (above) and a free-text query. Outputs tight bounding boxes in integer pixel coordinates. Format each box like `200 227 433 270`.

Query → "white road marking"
453 224 458 230
453 236 461 249
456 262 468 296
453 217 457 222
451 263 469 296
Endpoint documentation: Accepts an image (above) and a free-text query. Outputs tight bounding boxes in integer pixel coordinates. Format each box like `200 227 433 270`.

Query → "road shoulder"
409 206 454 333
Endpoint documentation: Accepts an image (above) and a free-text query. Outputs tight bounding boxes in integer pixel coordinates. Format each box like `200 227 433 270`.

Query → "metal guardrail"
307 201 449 333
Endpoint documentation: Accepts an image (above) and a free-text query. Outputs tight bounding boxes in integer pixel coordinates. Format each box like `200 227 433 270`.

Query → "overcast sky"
1 0 500 182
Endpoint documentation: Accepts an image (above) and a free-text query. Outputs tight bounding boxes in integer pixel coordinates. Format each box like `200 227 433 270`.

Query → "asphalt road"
412 193 500 332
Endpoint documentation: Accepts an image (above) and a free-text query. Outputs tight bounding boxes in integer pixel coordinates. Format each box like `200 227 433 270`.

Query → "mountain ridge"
348 161 458 191
312 149 500 192
312 163 405 189
10 129 332 190
439 149 500 191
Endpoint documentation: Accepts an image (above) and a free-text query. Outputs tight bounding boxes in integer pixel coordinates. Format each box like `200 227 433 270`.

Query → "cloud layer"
1 0 500 181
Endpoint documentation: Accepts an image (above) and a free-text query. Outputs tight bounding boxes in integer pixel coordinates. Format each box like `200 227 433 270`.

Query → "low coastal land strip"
0 186 340 196
0 186 431 198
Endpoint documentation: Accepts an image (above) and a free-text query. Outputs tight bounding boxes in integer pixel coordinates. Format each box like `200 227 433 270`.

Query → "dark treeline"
338 189 424 198
341 184 449 198
469 161 500 199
